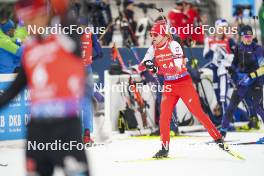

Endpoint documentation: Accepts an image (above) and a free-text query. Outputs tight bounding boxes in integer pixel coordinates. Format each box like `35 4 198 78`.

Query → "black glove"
144 60 158 74
227 67 235 75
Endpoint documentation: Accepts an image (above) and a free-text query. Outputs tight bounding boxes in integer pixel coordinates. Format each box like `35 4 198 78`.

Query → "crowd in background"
0 0 264 74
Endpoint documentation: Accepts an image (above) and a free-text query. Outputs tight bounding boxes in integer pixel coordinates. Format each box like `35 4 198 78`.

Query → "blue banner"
0 81 30 140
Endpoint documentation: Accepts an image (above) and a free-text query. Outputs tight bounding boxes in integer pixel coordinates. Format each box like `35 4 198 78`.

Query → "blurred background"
0 0 263 47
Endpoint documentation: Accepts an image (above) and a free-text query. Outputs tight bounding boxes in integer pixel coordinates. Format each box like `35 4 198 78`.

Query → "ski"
214 142 245 160
221 147 245 160
193 141 246 160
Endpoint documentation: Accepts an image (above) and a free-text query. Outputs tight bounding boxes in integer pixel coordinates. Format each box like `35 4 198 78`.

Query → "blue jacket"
231 42 264 85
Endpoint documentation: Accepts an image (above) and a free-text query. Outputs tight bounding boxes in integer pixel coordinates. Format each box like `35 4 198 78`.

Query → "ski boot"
248 116 260 129
153 146 169 158
215 139 230 151
236 116 260 131
83 129 94 146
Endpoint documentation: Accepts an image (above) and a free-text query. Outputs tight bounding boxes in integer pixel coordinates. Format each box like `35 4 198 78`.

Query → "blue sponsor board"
0 80 30 140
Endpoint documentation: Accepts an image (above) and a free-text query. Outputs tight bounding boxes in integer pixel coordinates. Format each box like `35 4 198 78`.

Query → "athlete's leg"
159 87 179 146
153 85 179 158
221 87 248 129
251 85 264 122
180 78 222 140
26 120 55 176
242 93 259 129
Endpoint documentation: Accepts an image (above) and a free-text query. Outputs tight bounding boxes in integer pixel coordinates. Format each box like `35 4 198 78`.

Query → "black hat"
239 25 253 36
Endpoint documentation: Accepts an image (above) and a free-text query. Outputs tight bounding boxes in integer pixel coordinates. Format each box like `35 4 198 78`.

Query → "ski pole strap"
164 71 189 81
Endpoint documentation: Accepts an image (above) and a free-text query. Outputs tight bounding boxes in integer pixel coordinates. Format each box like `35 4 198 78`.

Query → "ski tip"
227 150 246 160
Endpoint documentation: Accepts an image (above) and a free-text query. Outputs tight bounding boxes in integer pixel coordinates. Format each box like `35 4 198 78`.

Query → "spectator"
183 0 204 44
168 0 189 41
0 18 23 73
1 18 27 46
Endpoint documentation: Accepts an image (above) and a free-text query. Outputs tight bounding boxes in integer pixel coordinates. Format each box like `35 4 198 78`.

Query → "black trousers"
222 83 264 128
26 117 89 176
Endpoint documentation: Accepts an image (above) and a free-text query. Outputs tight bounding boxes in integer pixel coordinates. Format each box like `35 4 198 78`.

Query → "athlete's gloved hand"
144 60 158 74
227 67 234 75
238 73 255 86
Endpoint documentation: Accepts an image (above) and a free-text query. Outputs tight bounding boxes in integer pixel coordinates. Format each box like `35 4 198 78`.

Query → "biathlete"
140 20 224 158
220 25 264 139
79 17 103 144
0 0 90 175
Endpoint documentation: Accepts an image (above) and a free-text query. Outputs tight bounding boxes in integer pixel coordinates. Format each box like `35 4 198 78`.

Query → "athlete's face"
151 32 167 46
175 2 183 10
241 35 253 45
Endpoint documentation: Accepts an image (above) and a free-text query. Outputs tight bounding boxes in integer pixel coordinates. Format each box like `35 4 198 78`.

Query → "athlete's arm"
0 66 27 108
228 38 236 53
249 47 264 78
230 45 239 72
250 66 264 78
0 36 23 58
169 41 184 57
141 45 154 64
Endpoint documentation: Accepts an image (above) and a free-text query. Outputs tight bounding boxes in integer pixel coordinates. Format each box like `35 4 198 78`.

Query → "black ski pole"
185 37 214 118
